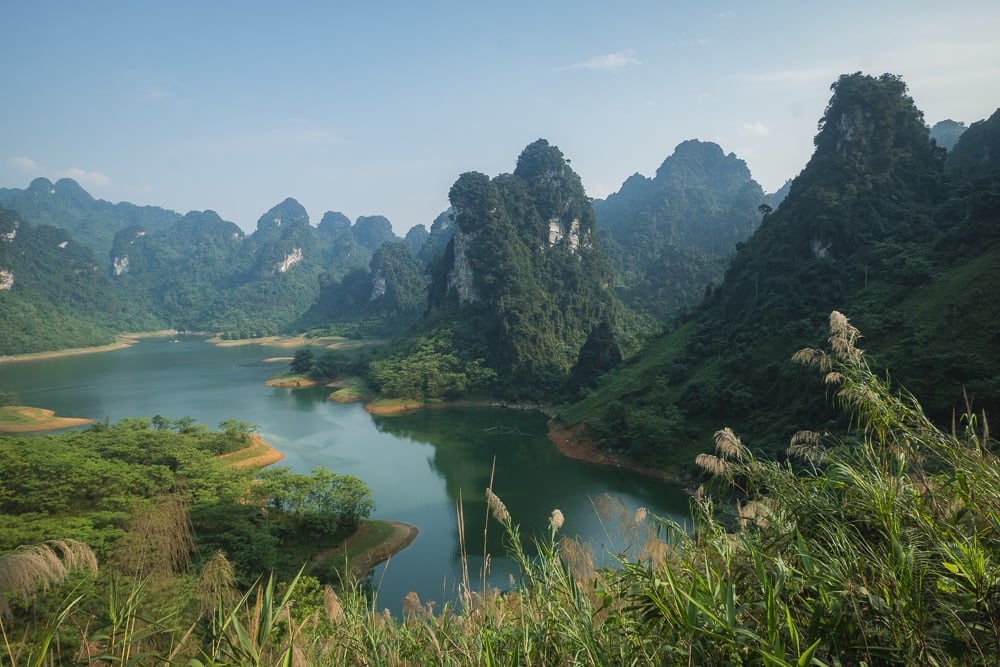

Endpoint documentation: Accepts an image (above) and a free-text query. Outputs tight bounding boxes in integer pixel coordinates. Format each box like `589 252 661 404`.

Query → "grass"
216 435 283 468
5 312 1000 664
327 376 375 404
0 406 93 432
556 321 695 427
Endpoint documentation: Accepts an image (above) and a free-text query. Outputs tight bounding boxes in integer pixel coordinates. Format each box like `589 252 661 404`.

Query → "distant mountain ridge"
594 139 766 321
556 73 1000 471
0 177 181 263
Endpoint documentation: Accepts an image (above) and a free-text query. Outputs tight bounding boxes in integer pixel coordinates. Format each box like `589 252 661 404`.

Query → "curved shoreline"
547 419 691 489
0 406 94 433
309 520 420 579
0 330 179 364
219 434 286 468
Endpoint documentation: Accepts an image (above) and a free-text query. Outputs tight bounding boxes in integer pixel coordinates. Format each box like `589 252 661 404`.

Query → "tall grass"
3 310 999 664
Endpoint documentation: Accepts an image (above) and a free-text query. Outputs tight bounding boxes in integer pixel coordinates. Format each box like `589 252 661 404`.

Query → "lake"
0 335 691 611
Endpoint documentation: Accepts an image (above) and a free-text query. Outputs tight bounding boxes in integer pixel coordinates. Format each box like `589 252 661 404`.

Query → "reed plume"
485 488 510 525
549 509 564 533
0 539 97 617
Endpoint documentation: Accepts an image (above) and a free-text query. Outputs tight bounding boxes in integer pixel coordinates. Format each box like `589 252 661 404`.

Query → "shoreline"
365 397 550 416
309 520 420 580
218 434 286 469
0 330 179 364
547 419 692 489
0 406 94 433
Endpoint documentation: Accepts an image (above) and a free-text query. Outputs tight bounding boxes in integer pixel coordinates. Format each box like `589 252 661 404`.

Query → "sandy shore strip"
0 330 179 364
547 420 690 488
309 520 420 580
218 434 286 469
0 406 94 433
209 334 388 351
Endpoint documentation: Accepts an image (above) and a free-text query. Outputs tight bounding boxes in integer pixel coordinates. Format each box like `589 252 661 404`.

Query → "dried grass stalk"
323 586 344 623
549 509 564 533
714 427 745 461
0 539 97 617
695 453 730 477
485 489 510 525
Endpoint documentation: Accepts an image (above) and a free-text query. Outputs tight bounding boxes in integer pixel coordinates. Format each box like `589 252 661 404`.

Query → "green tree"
289 348 315 375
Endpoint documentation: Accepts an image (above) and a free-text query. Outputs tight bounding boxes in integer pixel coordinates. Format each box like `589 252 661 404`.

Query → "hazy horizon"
3 1 999 235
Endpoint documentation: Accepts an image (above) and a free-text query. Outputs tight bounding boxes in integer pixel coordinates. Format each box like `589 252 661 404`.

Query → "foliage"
563 74 1000 467
5 318 1000 663
298 240 429 337
0 418 371 588
370 322 497 400
383 139 623 401
0 208 157 354
594 139 766 321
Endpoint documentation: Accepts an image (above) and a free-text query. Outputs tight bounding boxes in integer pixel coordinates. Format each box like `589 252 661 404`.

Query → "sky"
3 1 999 236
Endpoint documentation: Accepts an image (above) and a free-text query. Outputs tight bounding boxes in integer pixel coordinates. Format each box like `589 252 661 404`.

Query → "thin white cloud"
746 66 846 85
9 156 40 173
7 156 111 188
556 50 641 72
716 11 736 20
742 122 770 137
61 167 112 188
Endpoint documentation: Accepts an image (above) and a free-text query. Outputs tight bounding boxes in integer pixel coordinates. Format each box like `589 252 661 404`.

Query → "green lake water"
0 336 691 610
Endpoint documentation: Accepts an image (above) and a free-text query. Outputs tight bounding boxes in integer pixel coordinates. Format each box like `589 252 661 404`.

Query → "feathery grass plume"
0 539 97 618
714 427 746 461
560 536 596 589
634 507 648 524
323 586 344 624
402 591 422 619
485 488 510 525
825 371 844 385
791 347 832 372
638 538 669 570
196 550 238 614
736 500 770 531
116 491 193 580
549 509 564 533
828 310 863 364
695 453 730 477
787 430 828 464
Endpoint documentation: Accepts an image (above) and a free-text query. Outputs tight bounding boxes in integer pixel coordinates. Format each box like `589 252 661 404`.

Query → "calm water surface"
0 336 690 610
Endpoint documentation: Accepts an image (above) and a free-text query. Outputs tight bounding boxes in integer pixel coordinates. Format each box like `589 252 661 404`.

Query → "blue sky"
3 1 999 235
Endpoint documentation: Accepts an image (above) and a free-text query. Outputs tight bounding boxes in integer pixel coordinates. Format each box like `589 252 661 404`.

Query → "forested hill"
0 207 159 353
368 140 624 400
0 177 181 262
557 73 1000 471
594 139 766 322
0 183 416 352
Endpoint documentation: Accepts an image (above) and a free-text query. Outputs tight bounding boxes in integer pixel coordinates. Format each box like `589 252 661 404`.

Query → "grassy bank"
0 406 93 432
0 330 179 363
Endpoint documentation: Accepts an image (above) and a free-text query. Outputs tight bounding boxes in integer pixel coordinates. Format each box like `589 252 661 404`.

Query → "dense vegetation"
0 177 181 261
4 314 1000 664
558 73 1000 473
594 139 766 322
0 208 158 354
0 418 372 589
370 140 626 401
0 189 412 352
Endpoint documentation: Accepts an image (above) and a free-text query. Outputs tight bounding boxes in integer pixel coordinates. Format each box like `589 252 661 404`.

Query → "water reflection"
1 337 691 612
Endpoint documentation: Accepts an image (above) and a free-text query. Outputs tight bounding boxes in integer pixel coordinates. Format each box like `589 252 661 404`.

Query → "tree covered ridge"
5 314 1000 664
373 139 623 400
594 138 767 321
560 72 1000 467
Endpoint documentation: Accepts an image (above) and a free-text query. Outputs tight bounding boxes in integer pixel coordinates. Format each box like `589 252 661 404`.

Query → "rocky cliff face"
422 139 619 375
